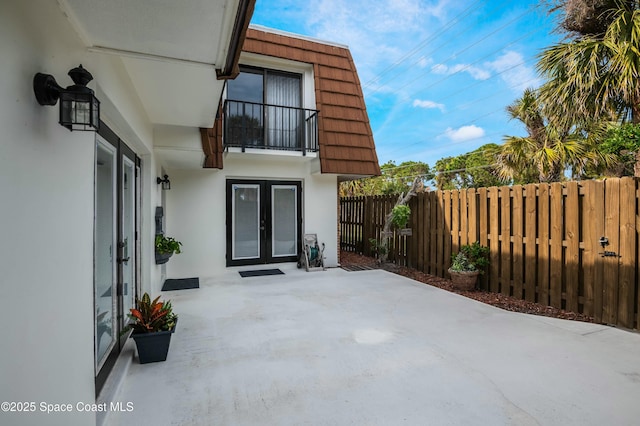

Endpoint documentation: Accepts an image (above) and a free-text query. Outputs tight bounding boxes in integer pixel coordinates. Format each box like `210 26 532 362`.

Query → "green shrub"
369 238 388 256
453 242 490 273
391 205 411 228
450 252 476 272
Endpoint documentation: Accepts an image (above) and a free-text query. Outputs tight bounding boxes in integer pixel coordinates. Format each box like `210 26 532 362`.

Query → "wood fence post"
618 177 636 328
524 184 537 302
565 182 580 313
603 179 620 324
512 185 524 300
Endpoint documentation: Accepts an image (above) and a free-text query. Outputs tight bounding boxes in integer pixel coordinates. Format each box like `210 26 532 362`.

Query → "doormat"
239 269 284 278
341 264 379 272
162 277 200 291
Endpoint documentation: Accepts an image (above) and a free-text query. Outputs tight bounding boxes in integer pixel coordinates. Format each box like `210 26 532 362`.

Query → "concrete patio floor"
106 266 640 425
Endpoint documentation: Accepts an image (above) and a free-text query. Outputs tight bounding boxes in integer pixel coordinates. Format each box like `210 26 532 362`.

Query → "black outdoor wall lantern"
157 175 171 190
33 64 100 131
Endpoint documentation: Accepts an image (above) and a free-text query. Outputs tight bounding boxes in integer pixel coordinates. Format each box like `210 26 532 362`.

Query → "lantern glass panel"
59 91 100 131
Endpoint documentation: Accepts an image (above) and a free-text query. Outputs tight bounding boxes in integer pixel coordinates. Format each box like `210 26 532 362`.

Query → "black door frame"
95 121 140 395
226 179 302 266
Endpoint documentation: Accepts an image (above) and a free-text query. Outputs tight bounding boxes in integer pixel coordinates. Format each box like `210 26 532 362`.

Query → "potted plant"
155 234 182 265
369 237 388 260
123 293 178 363
448 242 490 291
391 204 412 236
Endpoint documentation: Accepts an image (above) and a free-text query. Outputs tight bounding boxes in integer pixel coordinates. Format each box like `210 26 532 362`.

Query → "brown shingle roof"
202 27 380 176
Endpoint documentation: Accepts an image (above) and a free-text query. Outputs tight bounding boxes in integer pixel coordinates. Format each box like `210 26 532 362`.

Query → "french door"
94 122 140 394
226 180 302 266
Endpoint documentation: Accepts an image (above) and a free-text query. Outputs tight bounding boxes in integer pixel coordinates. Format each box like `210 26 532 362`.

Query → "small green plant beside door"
155 234 182 265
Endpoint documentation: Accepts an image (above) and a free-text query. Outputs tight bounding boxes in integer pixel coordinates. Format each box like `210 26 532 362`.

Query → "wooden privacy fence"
340 177 640 331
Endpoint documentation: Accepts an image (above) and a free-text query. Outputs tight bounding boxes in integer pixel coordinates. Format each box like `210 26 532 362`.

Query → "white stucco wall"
0 2 156 425
164 153 338 278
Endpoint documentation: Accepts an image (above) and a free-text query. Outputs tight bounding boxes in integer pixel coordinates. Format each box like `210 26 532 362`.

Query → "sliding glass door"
227 66 302 150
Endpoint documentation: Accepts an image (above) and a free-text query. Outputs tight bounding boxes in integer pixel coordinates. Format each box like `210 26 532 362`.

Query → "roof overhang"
60 0 254 128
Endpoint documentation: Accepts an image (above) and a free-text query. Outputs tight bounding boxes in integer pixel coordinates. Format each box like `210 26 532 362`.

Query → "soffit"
60 0 244 128
61 0 234 64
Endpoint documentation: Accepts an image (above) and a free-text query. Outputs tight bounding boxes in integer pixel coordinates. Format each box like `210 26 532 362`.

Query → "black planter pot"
155 252 173 265
131 327 174 364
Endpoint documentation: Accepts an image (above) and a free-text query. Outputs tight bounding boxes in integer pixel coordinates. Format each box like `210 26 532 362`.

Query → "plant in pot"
391 204 412 236
369 237 388 261
123 293 178 363
448 242 490 291
155 234 182 265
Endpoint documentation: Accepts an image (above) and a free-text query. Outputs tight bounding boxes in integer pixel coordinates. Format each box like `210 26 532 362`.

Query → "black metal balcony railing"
224 100 319 155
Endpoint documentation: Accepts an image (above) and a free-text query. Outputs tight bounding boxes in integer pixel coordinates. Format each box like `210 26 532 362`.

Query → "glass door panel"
94 139 117 370
272 185 298 257
232 184 261 260
266 72 301 149
227 69 264 148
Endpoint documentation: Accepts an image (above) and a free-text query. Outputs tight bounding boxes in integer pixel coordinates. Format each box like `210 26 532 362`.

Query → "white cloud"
302 0 447 85
464 66 491 81
431 63 491 80
417 56 432 68
443 125 485 142
412 99 445 111
431 63 448 74
485 51 541 93
423 0 450 19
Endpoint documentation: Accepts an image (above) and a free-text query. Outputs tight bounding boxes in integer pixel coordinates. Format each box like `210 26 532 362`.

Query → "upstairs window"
228 66 302 108
226 66 305 150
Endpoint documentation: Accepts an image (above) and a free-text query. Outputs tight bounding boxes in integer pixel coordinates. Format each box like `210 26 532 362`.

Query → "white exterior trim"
248 24 349 49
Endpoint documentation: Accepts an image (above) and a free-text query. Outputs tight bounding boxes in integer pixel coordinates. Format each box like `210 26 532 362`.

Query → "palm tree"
538 1 640 126
497 89 611 182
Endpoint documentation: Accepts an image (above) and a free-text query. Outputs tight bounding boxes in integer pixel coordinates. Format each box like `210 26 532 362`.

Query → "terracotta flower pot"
448 268 479 291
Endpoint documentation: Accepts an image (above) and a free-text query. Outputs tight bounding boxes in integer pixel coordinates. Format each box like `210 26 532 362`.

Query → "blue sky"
251 0 561 166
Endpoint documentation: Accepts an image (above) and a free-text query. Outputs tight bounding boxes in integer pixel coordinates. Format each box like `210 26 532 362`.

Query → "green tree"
434 144 505 190
585 123 640 176
496 88 609 183
539 1 640 126
339 161 432 197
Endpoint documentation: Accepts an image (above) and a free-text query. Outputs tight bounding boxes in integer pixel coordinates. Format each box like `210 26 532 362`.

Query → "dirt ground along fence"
340 177 640 331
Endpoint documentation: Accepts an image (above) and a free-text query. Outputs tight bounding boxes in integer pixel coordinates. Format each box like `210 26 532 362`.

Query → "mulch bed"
340 250 595 323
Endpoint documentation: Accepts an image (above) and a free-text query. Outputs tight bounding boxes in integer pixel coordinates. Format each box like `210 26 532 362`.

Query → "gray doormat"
239 269 284 278
162 277 199 291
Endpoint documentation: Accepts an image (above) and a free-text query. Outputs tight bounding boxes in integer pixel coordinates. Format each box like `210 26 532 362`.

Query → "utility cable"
361 0 488 89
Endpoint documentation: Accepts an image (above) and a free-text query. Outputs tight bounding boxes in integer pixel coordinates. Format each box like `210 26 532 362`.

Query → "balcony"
224 100 319 155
